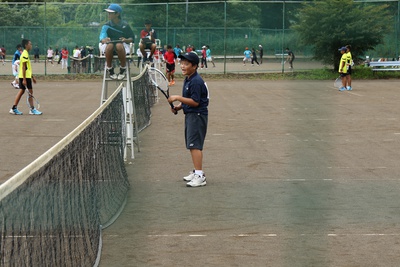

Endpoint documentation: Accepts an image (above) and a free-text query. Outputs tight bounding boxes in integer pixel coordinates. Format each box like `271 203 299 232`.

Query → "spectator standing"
47 47 54 65
285 47 295 69
11 44 23 88
201 46 207 69
33 45 40 63
54 46 60 64
61 47 69 70
206 45 215 67
80 46 87 73
1 45 6 65
258 44 264 64
174 44 183 64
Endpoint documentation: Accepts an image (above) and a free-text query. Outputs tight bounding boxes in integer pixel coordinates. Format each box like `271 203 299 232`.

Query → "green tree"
292 0 392 70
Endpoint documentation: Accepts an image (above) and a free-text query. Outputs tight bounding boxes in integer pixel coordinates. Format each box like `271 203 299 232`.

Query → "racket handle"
170 104 178 115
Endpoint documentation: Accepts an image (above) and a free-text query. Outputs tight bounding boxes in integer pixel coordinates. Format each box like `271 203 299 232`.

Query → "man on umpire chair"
99 3 134 80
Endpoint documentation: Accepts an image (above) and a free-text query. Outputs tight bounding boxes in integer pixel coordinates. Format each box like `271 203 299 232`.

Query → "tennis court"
2 77 400 266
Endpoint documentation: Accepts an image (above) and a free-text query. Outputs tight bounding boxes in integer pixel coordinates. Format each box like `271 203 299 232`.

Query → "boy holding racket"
9 39 42 115
168 52 209 187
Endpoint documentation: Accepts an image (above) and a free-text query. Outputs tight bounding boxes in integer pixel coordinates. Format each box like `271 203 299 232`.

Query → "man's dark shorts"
340 73 348 78
19 78 33 90
141 39 154 50
185 113 208 150
166 63 175 73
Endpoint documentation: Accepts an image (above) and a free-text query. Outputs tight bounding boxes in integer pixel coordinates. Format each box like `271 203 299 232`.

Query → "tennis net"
0 68 157 266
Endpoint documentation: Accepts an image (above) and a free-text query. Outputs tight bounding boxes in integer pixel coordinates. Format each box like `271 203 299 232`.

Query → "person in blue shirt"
173 44 183 64
243 47 251 66
99 3 134 80
168 52 209 187
11 44 23 88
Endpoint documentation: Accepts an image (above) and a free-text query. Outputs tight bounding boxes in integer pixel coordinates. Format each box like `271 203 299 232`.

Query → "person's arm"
168 95 199 108
99 25 111 44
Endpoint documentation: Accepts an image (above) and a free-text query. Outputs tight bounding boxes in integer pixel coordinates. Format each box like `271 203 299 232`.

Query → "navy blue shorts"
185 113 208 150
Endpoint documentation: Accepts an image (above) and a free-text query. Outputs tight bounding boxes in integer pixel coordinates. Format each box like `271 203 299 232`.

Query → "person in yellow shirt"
9 39 42 115
338 46 348 92
345 45 353 90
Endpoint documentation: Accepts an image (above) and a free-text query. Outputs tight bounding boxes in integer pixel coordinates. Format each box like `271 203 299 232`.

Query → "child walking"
9 39 42 115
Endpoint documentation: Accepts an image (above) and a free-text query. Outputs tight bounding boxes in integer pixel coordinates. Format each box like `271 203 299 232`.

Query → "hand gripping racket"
148 67 177 115
26 90 40 110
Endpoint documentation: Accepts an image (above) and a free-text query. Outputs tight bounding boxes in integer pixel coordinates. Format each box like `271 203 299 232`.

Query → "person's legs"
190 149 203 171
105 43 114 68
139 43 146 60
116 43 126 68
149 43 156 58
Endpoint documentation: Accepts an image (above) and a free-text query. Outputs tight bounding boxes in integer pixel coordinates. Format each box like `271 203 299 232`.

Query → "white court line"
145 233 400 238
347 91 363 97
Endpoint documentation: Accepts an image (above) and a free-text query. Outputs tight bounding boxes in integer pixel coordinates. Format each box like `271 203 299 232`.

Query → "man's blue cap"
178 52 199 66
338 46 347 52
105 4 122 14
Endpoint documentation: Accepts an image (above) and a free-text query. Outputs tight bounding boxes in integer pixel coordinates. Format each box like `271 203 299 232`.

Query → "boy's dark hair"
167 44 172 49
21 39 30 49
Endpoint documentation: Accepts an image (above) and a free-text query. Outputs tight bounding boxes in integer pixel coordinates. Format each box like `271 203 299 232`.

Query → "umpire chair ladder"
100 42 139 160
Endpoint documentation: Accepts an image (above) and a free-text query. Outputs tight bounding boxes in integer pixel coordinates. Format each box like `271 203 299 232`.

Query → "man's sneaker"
117 68 127 80
171 80 175 85
339 87 346 91
9 108 23 115
148 57 153 63
107 67 117 80
29 108 42 115
183 170 195 182
186 174 206 187
347 86 352 91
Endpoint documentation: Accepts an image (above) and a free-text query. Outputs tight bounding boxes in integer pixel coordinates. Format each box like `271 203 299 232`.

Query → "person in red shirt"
139 20 157 63
61 47 69 70
163 44 177 86
201 46 207 69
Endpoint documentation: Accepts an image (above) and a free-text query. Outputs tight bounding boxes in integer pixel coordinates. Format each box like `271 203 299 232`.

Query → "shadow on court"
2 79 400 266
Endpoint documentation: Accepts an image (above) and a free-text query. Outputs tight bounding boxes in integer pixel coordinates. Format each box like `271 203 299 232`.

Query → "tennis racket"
26 90 40 110
148 67 177 115
334 76 341 89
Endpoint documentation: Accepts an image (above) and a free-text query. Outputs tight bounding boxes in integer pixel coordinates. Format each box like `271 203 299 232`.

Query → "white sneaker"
186 174 206 187
183 170 195 181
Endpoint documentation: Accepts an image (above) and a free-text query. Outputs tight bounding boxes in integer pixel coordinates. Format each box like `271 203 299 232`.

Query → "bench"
369 61 400 72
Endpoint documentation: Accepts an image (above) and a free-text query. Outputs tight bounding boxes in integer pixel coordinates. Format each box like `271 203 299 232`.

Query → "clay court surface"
1 76 400 266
